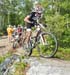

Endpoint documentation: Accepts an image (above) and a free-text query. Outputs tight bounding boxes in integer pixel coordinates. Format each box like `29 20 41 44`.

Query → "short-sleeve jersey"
27 12 41 28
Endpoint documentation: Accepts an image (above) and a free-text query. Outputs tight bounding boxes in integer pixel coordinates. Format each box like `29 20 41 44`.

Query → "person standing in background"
7 25 14 42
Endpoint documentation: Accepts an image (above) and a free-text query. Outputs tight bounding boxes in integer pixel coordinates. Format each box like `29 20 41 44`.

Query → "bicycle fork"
39 34 45 45
39 33 48 45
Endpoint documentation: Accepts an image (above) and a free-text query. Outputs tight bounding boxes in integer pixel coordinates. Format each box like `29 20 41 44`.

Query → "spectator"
12 25 17 37
7 25 14 42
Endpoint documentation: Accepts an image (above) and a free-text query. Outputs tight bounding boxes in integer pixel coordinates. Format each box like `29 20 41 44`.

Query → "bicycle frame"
34 22 46 45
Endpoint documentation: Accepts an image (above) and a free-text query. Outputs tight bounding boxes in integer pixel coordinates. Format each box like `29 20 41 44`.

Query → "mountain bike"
23 22 58 58
12 32 23 49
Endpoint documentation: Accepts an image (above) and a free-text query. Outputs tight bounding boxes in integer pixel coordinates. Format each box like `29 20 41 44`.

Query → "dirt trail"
0 36 12 56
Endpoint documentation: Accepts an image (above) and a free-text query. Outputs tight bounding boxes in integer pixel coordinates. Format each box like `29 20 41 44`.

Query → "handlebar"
36 21 47 30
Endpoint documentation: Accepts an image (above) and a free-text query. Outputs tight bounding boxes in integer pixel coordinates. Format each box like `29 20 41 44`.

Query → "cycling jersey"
17 27 22 33
17 27 23 36
27 12 41 29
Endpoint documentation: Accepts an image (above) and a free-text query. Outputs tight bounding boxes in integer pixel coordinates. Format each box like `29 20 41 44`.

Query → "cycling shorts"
26 23 40 32
26 23 34 31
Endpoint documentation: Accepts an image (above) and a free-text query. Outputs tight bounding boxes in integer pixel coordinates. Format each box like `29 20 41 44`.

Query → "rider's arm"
24 15 32 24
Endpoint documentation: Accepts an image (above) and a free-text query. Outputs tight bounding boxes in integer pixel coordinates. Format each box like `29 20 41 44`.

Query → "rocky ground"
0 36 12 56
25 57 70 75
0 36 70 75
16 47 70 75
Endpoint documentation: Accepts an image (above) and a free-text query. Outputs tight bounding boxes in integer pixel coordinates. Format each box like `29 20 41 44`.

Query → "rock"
26 58 70 75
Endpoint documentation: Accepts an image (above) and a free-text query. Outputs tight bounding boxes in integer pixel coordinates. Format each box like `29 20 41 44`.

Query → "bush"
0 32 4 36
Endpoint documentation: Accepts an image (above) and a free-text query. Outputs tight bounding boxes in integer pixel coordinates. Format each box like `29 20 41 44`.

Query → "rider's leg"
25 29 32 44
23 24 32 44
23 35 26 43
22 31 28 43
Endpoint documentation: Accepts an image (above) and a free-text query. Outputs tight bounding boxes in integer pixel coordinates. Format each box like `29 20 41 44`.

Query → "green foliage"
55 47 70 60
0 0 70 52
13 62 27 75
0 56 5 64
15 62 26 70
0 52 12 64
0 32 4 36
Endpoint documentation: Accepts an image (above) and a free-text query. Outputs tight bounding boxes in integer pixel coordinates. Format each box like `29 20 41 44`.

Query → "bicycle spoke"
38 32 57 58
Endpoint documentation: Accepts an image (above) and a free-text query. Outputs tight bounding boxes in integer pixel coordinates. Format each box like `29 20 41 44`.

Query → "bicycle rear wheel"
38 32 57 58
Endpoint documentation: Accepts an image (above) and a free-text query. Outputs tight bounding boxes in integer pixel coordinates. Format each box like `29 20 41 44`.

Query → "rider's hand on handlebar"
31 21 37 25
44 24 47 27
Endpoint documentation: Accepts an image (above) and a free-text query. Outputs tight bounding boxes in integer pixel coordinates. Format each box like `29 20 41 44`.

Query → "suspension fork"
39 33 45 45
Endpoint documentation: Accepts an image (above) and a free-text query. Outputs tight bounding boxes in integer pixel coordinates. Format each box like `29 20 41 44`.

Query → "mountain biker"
24 3 44 47
12 25 17 37
16 25 23 46
17 25 23 35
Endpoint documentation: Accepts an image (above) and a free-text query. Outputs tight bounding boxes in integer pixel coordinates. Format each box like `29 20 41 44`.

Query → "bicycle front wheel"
38 32 57 58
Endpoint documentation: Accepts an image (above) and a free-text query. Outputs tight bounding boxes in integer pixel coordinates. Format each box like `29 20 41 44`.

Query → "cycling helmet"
32 2 44 13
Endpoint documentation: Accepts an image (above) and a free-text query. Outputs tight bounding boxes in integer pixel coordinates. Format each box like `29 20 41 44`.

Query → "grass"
14 62 27 75
31 48 40 57
31 47 70 60
0 52 12 64
55 47 70 60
